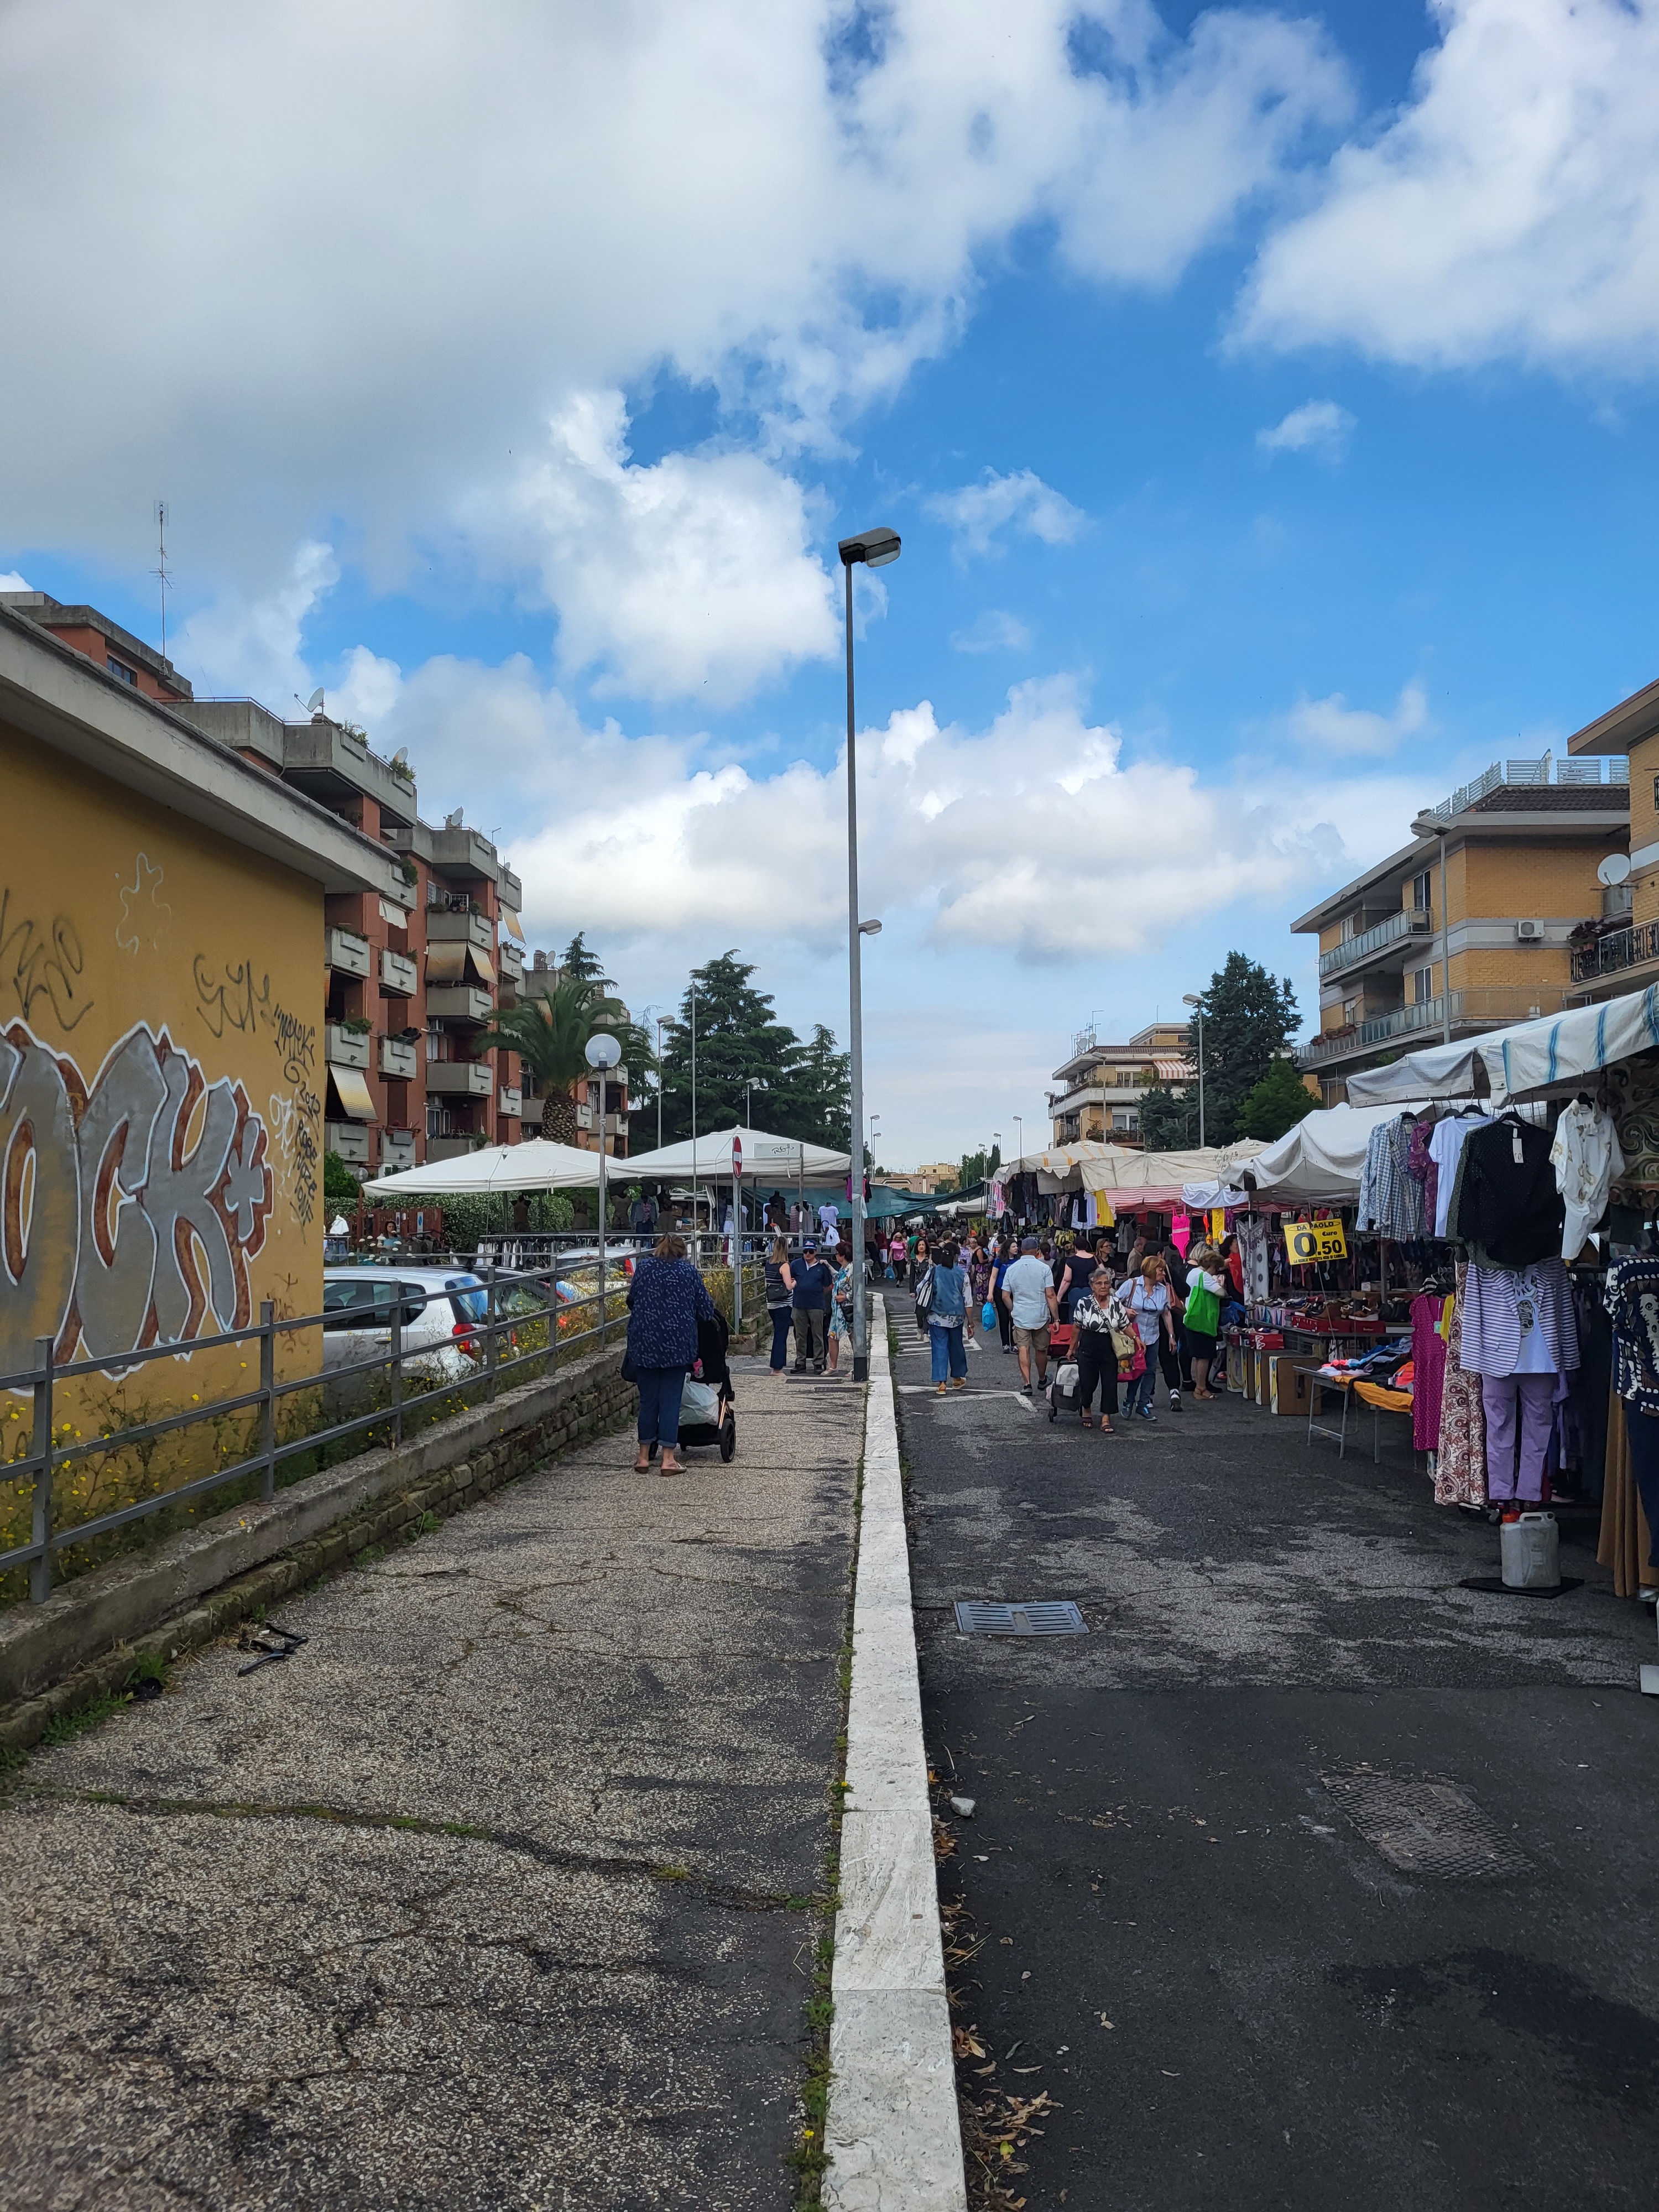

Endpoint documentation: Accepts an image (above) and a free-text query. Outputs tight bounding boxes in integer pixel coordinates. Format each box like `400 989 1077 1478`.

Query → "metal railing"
1571 920 1659 983
1297 985 1573 1066
1319 907 1434 979
1424 753 1626 820
1 1241 761 1608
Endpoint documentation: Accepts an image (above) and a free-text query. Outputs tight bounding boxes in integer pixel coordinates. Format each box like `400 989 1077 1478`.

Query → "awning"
1243 1102 1433 1205
363 1138 603 1197
331 1067 379 1123
501 909 525 942
1344 1039 1483 1105
466 945 496 986
379 896 413 928
1342 984 1659 1108
426 942 467 982
1154 1058 1193 1081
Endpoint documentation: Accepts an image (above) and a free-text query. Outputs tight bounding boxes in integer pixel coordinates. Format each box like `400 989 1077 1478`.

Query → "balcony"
426 984 492 1021
426 908 495 950
380 1129 417 1172
379 1034 419 1080
499 1086 523 1118
499 938 524 980
324 1022 371 1070
1571 920 1659 984
325 927 371 978
426 1134 478 1164
1319 907 1434 980
380 948 418 995
426 1060 493 1097
1297 985 1575 1068
325 1120 370 1165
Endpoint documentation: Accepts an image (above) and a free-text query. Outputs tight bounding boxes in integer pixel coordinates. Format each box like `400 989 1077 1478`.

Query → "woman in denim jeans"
928 1240 971 1394
625 1234 719 1474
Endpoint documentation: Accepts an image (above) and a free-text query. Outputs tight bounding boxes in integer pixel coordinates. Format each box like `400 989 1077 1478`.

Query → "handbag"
1109 1326 1139 1364
1185 1277 1221 1336
914 1264 936 1316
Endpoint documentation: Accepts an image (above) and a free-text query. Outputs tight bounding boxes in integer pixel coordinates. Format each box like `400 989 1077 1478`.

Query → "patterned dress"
1433 1262 1487 1507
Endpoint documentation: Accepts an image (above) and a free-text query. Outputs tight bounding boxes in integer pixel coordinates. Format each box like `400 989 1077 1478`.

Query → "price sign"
1283 1218 1348 1264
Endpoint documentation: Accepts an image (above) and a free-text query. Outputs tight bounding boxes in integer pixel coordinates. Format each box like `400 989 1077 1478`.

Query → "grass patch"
41 1691 129 1744
353 1544 386 1569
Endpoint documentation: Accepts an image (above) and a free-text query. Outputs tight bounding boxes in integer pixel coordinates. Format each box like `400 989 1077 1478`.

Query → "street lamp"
1182 994 1206 1147
744 1075 768 1128
585 1029 622 1341
838 525 901 1382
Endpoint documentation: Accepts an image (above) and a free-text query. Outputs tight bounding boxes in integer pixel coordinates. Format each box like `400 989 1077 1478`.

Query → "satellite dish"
1598 853 1631 887
305 687 325 713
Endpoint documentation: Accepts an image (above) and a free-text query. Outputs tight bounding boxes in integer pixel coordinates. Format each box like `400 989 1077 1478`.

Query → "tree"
473 976 652 1142
652 953 851 1149
324 1150 361 1203
1137 1084 1196 1152
559 931 606 984
1189 953 1300 1144
1235 1056 1318 1142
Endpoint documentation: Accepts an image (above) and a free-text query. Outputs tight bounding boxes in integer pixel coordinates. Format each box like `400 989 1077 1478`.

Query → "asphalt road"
897 1320 1659 2211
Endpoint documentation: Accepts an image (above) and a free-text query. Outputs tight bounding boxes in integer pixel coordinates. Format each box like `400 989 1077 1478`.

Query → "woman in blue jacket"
626 1234 719 1475
927 1239 971 1394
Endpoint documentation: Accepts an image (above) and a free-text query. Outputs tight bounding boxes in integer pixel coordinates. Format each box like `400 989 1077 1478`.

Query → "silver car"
321 1266 493 1391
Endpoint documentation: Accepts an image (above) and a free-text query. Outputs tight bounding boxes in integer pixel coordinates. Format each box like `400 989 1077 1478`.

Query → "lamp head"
858 918 883 936
585 1031 622 1071
838 526 901 569
1182 994 1201 1008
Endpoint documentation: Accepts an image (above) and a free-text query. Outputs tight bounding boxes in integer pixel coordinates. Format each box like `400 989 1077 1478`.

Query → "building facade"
1563 676 1659 1003
1293 754 1629 1103
1047 1022 1193 1145
2 593 528 1182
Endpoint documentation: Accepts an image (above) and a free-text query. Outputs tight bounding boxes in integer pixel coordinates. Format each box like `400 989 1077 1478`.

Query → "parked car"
321 1266 493 1394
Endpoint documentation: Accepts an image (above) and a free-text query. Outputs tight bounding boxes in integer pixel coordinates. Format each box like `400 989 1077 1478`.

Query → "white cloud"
1257 399 1354 460
0 1 1350 597
0 571 30 591
928 469 1087 561
172 540 340 709
1280 680 1429 758
487 392 838 702
1239 0 1659 373
951 609 1034 654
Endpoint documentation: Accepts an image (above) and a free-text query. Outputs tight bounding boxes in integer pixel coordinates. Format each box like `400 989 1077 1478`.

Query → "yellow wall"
1457 838 1611 925
2 726 325 1535
1629 731 1659 925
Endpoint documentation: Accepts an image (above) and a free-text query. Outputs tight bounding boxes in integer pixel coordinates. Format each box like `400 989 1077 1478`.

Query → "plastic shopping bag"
981 1300 997 1331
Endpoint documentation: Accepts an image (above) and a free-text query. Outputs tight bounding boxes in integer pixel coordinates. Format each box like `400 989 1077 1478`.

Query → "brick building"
1292 754 1629 1103
1047 1022 1193 1145
1 592 528 1179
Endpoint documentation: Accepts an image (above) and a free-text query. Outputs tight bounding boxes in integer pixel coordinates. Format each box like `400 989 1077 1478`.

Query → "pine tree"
1137 1084 1197 1152
1188 953 1300 1144
559 931 606 984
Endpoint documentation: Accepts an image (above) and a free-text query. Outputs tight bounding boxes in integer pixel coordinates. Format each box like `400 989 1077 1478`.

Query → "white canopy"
1241 1103 1433 1207
1343 983 1659 1110
1078 1141 1267 1208
362 1138 604 1198
623 1125 852 1180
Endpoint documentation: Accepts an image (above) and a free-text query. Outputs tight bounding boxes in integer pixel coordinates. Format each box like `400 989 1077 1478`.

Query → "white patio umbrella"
623 1125 852 1179
362 1138 604 1198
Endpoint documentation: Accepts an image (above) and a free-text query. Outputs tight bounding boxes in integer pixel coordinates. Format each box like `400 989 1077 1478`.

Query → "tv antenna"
153 502 173 656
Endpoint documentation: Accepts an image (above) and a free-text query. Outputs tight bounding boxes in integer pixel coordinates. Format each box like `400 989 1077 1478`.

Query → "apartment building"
1292 754 1629 1104
0 591 527 1180
516 948 632 1156
1047 1022 1193 1145
1563 675 1659 1001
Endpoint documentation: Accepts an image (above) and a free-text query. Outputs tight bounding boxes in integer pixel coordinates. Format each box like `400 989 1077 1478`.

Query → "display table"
1307 1370 1414 1464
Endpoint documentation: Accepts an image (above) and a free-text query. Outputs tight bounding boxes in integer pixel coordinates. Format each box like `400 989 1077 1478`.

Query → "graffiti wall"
1 726 325 1396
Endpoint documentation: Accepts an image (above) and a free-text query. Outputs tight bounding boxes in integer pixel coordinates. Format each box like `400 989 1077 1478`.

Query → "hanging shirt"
1459 1258 1579 1378
1549 1100 1624 1261
1427 1114 1488 1238
1607 1255 1659 1415
1453 1116 1564 1268
1357 1115 1425 1239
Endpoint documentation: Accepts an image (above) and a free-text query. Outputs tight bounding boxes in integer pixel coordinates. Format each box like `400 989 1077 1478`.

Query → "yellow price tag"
1283 1218 1348 1264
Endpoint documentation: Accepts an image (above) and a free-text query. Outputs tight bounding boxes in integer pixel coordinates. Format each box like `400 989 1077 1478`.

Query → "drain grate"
1321 1770 1531 1881
954 1599 1087 1636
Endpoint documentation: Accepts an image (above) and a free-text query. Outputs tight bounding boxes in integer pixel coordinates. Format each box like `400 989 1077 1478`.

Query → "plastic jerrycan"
1500 1511 1560 1591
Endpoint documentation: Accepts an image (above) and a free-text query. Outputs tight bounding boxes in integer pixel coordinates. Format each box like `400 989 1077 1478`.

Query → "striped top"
1458 1259 1578 1379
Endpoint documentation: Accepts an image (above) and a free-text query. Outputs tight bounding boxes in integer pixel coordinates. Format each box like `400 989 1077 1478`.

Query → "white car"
321 1266 496 1389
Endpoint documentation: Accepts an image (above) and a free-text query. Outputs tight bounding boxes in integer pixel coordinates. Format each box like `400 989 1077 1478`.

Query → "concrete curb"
824 1297 968 2211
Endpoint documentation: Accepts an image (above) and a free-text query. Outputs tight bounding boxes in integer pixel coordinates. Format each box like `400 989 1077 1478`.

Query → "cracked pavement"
0 1359 862 2211
899 1325 1659 2210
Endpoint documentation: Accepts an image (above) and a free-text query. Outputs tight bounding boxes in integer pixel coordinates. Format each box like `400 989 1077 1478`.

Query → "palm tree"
473 977 653 1144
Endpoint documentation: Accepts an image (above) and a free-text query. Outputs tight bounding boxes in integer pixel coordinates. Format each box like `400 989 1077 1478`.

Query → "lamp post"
838 525 901 1383
689 975 699 1248
654 1014 667 1151
585 1030 622 1341
744 1075 768 1128
1182 994 1206 1147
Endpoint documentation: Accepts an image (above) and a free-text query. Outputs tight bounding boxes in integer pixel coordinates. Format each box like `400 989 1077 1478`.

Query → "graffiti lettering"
115 853 170 956
1 888 94 1032
1 1021 273 1379
267 1083 322 1234
194 955 315 1087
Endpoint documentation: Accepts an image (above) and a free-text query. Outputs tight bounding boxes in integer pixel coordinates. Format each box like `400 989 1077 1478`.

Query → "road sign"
732 1136 743 1178
1284 1218 1348 1264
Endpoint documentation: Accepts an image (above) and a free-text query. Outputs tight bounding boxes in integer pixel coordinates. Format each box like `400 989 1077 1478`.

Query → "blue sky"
6 1 1658 1161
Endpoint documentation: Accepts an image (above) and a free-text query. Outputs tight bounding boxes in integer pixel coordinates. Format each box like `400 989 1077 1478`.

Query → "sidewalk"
0 1355 862 2211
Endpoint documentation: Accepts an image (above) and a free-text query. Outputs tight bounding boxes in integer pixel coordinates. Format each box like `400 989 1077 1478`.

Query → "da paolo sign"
1284 1218 1348 1264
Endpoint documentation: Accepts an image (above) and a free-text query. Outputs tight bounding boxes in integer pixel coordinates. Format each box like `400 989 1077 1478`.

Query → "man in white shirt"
999 1235 1058 1397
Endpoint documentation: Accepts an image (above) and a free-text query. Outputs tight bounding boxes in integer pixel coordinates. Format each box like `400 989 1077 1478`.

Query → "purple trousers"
1480 1373 1554 1501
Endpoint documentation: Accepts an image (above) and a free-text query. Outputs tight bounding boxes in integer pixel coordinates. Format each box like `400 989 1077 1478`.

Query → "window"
1412 869 1432 912
1412 966 1433 1004
1116 1069 1139 1088
106 656 137 686
1343 999 1359 1027
1340 913 1357 941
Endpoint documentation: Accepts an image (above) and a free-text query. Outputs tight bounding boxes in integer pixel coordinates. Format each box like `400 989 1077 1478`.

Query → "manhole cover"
1321 1770 1531 1881
954 1600 1087 1636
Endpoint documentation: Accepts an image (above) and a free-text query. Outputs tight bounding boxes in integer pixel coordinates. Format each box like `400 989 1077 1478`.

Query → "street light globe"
585 1031 622 1070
